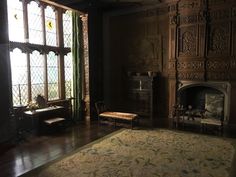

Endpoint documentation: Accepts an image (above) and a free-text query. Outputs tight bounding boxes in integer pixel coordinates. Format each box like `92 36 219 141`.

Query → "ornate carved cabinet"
125 75 158 126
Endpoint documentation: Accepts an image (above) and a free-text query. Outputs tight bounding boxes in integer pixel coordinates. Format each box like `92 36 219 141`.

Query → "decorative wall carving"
169 15 178 25
209 9 230 21
177 61 204 70
178 0 201 10
179 26 197 57
208 24 230 55
207 72 230 80
179 15 198 25
168 4 177 13
178 72 204 80
168 61 176 70
231 60 236 69
209 0 228 6
206 60 230 70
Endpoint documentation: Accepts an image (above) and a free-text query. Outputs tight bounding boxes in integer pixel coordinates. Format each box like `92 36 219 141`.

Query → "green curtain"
72 11 83 121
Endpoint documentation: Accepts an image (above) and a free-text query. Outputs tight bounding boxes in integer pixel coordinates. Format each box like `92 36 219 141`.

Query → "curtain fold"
72 11 83 121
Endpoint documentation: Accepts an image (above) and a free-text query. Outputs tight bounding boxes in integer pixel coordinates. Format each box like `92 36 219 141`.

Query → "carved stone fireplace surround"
177 81 231 124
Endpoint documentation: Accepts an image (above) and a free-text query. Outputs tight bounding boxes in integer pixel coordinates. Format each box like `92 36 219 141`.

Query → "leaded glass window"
63 11 72 48
64 52 73 98
10 48 28 105
28 1 43 44
45 6 57 46
47 52 59 100
8 0 74 106
30 51 45 99
7 0 24 42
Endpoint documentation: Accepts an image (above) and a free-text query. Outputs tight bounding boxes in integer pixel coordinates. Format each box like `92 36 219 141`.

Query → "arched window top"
7 0 24 42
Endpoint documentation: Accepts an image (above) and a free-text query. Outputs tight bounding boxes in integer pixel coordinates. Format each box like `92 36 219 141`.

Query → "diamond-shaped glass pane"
10 48 28 106
30 51 45 99
63 10 72 48
45 6 57 46
47 52 59 100
64 52 73 98
28 1 43 45
7 0 24 42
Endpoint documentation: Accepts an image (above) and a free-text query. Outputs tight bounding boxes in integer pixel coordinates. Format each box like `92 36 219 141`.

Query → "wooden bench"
99 111 138 129
95 102 138 129
43 117 66 132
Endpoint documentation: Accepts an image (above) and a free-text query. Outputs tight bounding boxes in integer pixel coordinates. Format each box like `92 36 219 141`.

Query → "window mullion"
22 0 31 103
26 53 32 102
57 9 65 99
41 6 48 100
22 0 29 42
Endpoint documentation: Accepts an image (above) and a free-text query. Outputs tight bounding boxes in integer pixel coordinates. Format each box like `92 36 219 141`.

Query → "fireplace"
177 81 230 123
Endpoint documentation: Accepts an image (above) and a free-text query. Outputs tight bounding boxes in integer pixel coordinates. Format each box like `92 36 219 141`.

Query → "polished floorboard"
0 121 120 177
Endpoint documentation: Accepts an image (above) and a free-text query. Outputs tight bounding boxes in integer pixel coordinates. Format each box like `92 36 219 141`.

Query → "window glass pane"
10 48 28 106
63 10 72 48
7 0 24 42
45 6 57 46
64 52 73 98
47 52 59 100
30 51 45 99
28 1 43 44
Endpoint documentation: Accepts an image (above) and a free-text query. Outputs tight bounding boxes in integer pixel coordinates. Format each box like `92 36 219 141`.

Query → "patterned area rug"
23 129 236 177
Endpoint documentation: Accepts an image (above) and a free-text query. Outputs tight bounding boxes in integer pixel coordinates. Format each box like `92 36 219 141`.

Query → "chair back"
95 101 108 115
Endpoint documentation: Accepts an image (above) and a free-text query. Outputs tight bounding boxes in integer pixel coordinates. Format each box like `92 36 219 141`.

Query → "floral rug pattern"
24 129 235 177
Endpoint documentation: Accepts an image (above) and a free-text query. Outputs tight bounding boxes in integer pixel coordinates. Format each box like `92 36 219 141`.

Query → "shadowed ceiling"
49 0 162 11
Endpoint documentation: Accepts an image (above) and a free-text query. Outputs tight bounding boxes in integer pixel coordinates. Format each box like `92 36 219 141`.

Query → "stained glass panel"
47 52 59 100
64 52 72 98
30 51 45 100
45 6 57 46
10 49 28 106
28 1 43 44
7 0 24 42
63 10 72 48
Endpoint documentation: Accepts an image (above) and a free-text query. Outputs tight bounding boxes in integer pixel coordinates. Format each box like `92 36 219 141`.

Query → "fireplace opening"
178 85 225 121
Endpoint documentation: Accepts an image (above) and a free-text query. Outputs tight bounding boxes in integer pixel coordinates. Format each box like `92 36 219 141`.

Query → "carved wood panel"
177 61 204 70
178 72 204 80
206 72 230 80
178 26 198 57
207 23 230 56
209 9 230 22
206 60 230 70
168 79 177 116
178 0 201 11
232 21 236 56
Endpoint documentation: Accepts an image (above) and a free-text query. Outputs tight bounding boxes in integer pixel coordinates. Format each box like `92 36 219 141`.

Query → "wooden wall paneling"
232 7 236 60
207 22 231 57
178 25 198 58
168 79 177 119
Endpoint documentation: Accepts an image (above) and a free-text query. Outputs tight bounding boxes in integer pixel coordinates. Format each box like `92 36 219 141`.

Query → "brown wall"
103 0 236 128
103 4 169 124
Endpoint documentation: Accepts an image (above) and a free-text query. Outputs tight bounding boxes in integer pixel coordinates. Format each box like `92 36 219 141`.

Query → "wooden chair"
95 101 138 129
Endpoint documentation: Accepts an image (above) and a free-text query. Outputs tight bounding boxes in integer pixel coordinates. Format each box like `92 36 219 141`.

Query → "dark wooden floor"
0 121 120 177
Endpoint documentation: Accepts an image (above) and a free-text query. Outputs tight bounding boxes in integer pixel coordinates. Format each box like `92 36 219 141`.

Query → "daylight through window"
7 0 73 106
